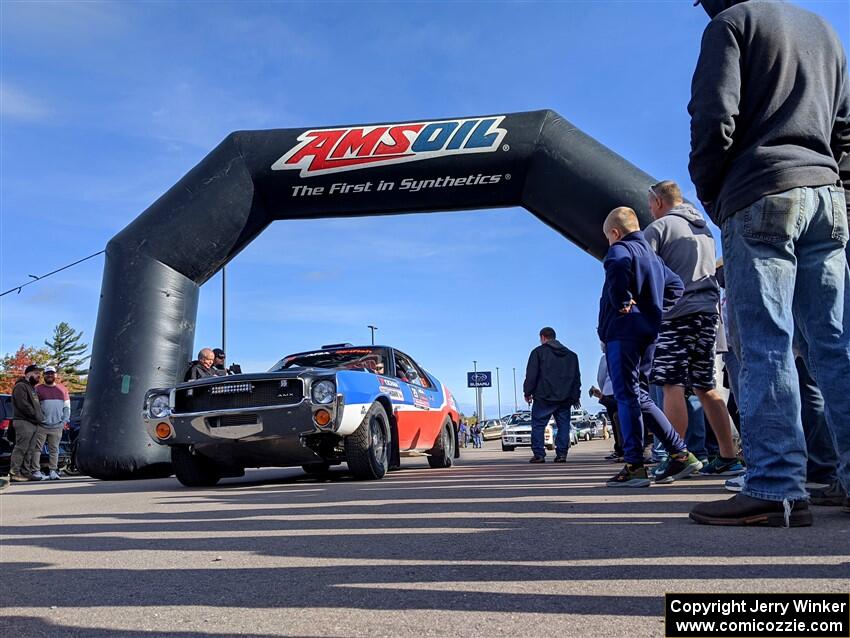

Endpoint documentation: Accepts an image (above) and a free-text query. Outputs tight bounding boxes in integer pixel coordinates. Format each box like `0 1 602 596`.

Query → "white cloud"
0 83 50 122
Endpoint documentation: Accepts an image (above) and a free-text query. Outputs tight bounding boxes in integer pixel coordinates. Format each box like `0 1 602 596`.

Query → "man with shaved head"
598 207 702 487
184 348 217 382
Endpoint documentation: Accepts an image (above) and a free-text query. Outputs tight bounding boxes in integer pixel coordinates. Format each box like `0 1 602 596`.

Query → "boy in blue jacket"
599 207 703 487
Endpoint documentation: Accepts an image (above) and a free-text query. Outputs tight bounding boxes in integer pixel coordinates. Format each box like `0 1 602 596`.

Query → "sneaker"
699 456 746 476
654 452 703 484
528 456 545 464
724 475 745 493
809 480 847 506
553 456 567 464
652 457 672 479
604 452 620 460
689 494 812 527
10 473 30 482
29 471 46 481
47 470 61 481
606 463 651 488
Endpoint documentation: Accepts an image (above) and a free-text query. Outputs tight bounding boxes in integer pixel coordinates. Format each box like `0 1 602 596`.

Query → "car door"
392 351 442 450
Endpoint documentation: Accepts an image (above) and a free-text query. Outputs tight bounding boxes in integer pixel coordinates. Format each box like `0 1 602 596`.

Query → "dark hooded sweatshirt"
597 231 684 343
689 0 850 225
12 377 43 426
523 340 581 405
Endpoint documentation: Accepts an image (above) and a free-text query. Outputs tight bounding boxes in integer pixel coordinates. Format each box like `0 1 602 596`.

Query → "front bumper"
144 398 344 467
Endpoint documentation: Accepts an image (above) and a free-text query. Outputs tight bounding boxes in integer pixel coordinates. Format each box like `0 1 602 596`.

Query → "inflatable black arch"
79 109 659 479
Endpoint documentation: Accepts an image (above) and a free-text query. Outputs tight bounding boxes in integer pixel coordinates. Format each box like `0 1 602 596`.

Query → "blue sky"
1 0 848 417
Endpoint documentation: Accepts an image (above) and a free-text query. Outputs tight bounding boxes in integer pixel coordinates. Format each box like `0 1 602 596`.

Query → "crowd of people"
523 0 849 528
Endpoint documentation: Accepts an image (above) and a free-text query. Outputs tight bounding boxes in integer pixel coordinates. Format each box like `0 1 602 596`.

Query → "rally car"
143 344 460 486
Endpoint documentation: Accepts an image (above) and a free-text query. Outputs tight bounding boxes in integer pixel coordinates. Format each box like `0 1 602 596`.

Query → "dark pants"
600 394 623 457
796 356 838 484
531 399 572 458
10 419 39 476
606 339 687 465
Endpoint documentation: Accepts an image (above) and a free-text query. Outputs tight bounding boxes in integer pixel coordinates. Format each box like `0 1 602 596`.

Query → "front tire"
171 446 220 487
345 403 389 480
501 444 515 452
428 420 455 469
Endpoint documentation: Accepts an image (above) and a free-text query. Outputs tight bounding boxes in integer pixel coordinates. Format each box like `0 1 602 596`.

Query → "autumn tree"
0 345 52 393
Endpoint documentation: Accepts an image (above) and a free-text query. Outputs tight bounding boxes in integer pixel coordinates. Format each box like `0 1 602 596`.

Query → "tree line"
0 322 89 393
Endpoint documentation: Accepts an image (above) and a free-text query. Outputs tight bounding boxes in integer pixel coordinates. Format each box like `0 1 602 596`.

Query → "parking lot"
3 439 848 638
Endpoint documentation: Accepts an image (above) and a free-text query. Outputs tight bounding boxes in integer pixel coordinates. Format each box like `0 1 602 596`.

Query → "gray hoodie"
643 203 720 320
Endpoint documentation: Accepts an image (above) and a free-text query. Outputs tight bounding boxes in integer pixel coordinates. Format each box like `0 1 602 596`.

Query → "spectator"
33 366 70 481
471 422 483 449
598 207 702 487
523 327 581 464
458 421 469 448
9 364 45 482
591 344 623 462
643 180 743 478
184 348 216 382
688 0 850 526
212 348 228 376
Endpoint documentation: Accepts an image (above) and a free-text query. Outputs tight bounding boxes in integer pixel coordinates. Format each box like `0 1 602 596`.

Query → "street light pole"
473 360 480 422
367 325 377 345
221 265 227 354
496 367 502 419
512 367 518 412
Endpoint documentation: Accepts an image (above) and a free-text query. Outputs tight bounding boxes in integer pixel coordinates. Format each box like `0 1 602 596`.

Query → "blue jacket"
597 231 684 343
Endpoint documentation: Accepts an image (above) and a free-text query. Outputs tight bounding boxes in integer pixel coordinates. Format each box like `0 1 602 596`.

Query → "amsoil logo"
271 116 507 177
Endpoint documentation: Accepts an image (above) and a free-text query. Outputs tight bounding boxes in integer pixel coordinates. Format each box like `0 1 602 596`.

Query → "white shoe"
29 470 46 481
48 470 61 480
724 475 745 493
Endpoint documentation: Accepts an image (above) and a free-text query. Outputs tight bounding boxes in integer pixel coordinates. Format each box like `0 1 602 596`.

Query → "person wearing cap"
34 366 71 480
9 364 46 482
212 348 228 376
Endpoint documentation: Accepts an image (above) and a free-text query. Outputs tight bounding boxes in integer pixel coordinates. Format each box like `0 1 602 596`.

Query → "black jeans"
600 394 623 457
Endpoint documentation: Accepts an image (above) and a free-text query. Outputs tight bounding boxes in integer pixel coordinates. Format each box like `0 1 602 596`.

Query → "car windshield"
271 347 386 374
505 413 532 425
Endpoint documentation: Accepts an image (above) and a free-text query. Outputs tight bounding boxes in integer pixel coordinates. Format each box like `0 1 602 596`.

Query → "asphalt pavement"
2 438 848 638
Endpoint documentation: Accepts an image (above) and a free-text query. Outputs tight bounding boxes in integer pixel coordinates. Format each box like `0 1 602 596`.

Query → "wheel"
345 403 389 480
64 440 81 475
302 462 331 476
501 444 515 452
546 443 555 450
428 420 455 469
171 446 220 487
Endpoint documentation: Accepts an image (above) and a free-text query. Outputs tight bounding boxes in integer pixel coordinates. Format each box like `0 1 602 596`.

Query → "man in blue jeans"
598 207 703 487
688 0 850 526
523 327 581 463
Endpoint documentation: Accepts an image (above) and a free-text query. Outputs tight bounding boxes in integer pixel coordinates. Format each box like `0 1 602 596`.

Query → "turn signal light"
314 410 332 427
155 422 173 439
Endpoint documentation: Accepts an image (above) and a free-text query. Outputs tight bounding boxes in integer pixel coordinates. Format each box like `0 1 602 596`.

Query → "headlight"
149 394 171 418
311 380 336 404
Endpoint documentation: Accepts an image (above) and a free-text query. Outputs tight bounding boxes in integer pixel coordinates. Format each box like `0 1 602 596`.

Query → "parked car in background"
574 420 599 441
480 418 505 440
501 411 555 452
144 344 460 486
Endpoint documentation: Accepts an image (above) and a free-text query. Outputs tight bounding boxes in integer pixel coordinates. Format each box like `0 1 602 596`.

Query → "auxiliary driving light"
155 422 173 439
314 409 332 427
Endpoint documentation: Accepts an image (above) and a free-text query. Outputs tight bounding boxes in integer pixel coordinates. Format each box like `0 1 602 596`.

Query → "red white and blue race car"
143 344 460 486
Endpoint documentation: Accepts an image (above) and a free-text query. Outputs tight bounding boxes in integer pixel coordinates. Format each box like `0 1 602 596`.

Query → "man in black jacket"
523 327 581 463
688 0 850 526
184 348 217 382
10 364 46 482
